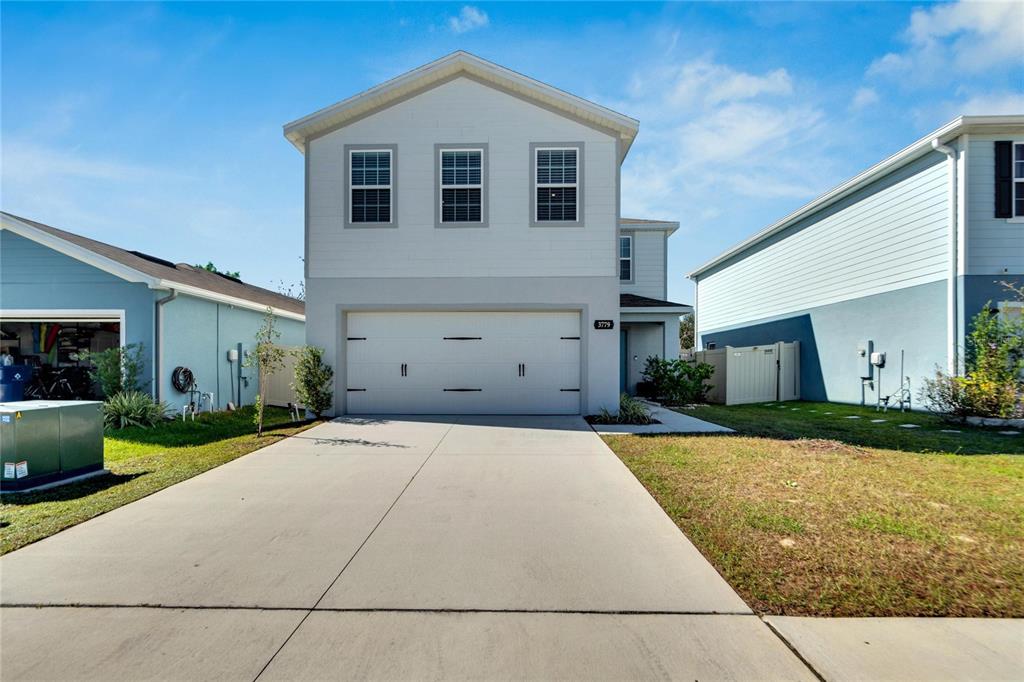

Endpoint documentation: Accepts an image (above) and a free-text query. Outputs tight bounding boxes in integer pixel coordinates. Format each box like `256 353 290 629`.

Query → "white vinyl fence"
265 345 301 408
695 341 800 405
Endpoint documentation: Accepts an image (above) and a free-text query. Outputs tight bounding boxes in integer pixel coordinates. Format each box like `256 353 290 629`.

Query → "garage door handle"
347 388 367 392
347 337 366 341
518 363 525 377
443 388 482 392
560 388 580 392
443 336 482 341
401 363 407 377
560 336 580 340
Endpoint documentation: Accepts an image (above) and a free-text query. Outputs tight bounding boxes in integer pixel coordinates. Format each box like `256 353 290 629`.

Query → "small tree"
80 343 146 398
679 314 695 351
292 346 334 418
244 309 285 435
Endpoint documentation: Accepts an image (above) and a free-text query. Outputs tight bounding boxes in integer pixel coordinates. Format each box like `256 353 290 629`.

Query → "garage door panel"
345 312 581 415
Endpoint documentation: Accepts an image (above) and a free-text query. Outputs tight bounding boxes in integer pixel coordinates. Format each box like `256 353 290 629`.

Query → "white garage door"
345 311 581 414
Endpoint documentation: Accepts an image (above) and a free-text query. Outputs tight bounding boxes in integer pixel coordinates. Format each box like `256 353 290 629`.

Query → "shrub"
920 301 1024 420
80 344 146 397
292 346 334 418
102 391 170 430
641 356 714 405
592 393 655 424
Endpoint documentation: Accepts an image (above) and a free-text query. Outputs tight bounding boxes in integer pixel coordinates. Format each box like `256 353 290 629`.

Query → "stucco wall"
0 230 157 387
305 276 619 415
157 295 305 412
700 280 946 405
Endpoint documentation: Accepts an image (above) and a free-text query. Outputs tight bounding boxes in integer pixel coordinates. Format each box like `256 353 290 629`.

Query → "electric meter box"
0 400 104 492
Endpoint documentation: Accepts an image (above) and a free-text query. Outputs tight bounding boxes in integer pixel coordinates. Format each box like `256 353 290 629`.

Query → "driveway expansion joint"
252 421 455 681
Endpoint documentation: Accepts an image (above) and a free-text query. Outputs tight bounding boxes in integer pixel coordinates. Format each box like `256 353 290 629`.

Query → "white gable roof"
283 51 640 162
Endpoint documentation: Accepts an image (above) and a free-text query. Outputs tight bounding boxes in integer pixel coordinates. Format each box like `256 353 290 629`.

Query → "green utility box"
0 400 104 492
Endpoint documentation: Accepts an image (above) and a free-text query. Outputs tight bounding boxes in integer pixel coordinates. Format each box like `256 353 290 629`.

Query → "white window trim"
438 147 484 225
619 235 633 283
347 147 394 227
1011 141 1024 221
530 143 584 227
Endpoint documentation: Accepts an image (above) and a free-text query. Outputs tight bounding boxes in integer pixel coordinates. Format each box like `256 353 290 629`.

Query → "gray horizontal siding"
965 133 1024 275
619 229 666 299
697 151 950 333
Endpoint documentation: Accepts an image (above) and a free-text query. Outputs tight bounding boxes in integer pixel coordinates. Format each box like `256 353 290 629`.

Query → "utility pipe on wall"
931 138 958 375
154 289 178 401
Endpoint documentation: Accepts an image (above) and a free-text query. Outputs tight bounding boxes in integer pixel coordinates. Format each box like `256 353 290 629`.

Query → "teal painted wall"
159 295 304 411
0 230 157 387
700 280 947 405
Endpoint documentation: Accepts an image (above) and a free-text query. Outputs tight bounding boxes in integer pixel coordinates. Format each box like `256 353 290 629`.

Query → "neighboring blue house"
0 212 305 411
689 115 1024 405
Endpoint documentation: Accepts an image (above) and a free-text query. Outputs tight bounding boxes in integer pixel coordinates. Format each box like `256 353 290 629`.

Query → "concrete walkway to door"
1 415 814 680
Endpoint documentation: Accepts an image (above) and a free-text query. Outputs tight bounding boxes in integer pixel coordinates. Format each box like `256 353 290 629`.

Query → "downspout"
931 138 958 375
154 289 178 401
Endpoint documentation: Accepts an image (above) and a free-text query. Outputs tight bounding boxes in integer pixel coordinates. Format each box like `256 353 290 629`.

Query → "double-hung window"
349 148 393 225
533 145 582 225
619 235 632 282
438 147 484 225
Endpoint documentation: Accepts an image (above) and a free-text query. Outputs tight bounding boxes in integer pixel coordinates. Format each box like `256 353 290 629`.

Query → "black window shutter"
994 140 1013 219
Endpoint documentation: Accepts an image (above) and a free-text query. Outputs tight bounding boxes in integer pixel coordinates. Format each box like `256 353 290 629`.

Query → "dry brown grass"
607 428 1024 616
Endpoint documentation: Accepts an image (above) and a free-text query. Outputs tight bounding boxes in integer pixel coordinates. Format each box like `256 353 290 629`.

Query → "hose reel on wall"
171 366 195 393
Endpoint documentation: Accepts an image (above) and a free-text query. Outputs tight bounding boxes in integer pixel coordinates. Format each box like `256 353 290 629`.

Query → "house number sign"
593 320 615 330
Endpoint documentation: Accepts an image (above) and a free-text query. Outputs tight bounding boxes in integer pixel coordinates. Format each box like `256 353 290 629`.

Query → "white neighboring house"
284 51 690 415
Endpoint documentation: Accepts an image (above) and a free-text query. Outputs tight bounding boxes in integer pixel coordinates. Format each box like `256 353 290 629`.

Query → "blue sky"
2 1 1021 303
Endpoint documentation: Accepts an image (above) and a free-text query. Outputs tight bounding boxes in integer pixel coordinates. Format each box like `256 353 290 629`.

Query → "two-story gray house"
689 115 1024 405
284 52 689 415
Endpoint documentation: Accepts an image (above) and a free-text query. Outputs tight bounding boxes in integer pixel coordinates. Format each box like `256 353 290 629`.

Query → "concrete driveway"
1 416 813 680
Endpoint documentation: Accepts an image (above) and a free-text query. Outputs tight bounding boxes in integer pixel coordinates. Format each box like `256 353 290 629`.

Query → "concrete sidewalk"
766 616 1024 682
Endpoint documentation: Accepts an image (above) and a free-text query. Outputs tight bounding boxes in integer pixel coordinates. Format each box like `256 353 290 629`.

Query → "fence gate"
725 345 779 405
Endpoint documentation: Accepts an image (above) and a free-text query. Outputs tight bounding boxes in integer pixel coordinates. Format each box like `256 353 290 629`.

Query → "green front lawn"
1 407 316 555
606 401 1024 617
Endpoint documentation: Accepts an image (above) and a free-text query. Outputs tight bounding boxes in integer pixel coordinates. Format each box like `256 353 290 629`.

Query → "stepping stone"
940 429 961 433
898 424 920 429
999 430 1020 435
870 419 887 423
791 408 800 411
844 416 861 420
823 412 833 415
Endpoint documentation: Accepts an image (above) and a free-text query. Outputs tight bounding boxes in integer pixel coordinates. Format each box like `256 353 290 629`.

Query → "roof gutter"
154 289 177 402
931 138 959 375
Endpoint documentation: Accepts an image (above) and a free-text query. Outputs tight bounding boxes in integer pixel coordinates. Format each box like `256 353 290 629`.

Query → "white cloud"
851 87 879 110
617 56 828 226
868 0 1023 83
447 6 489 34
